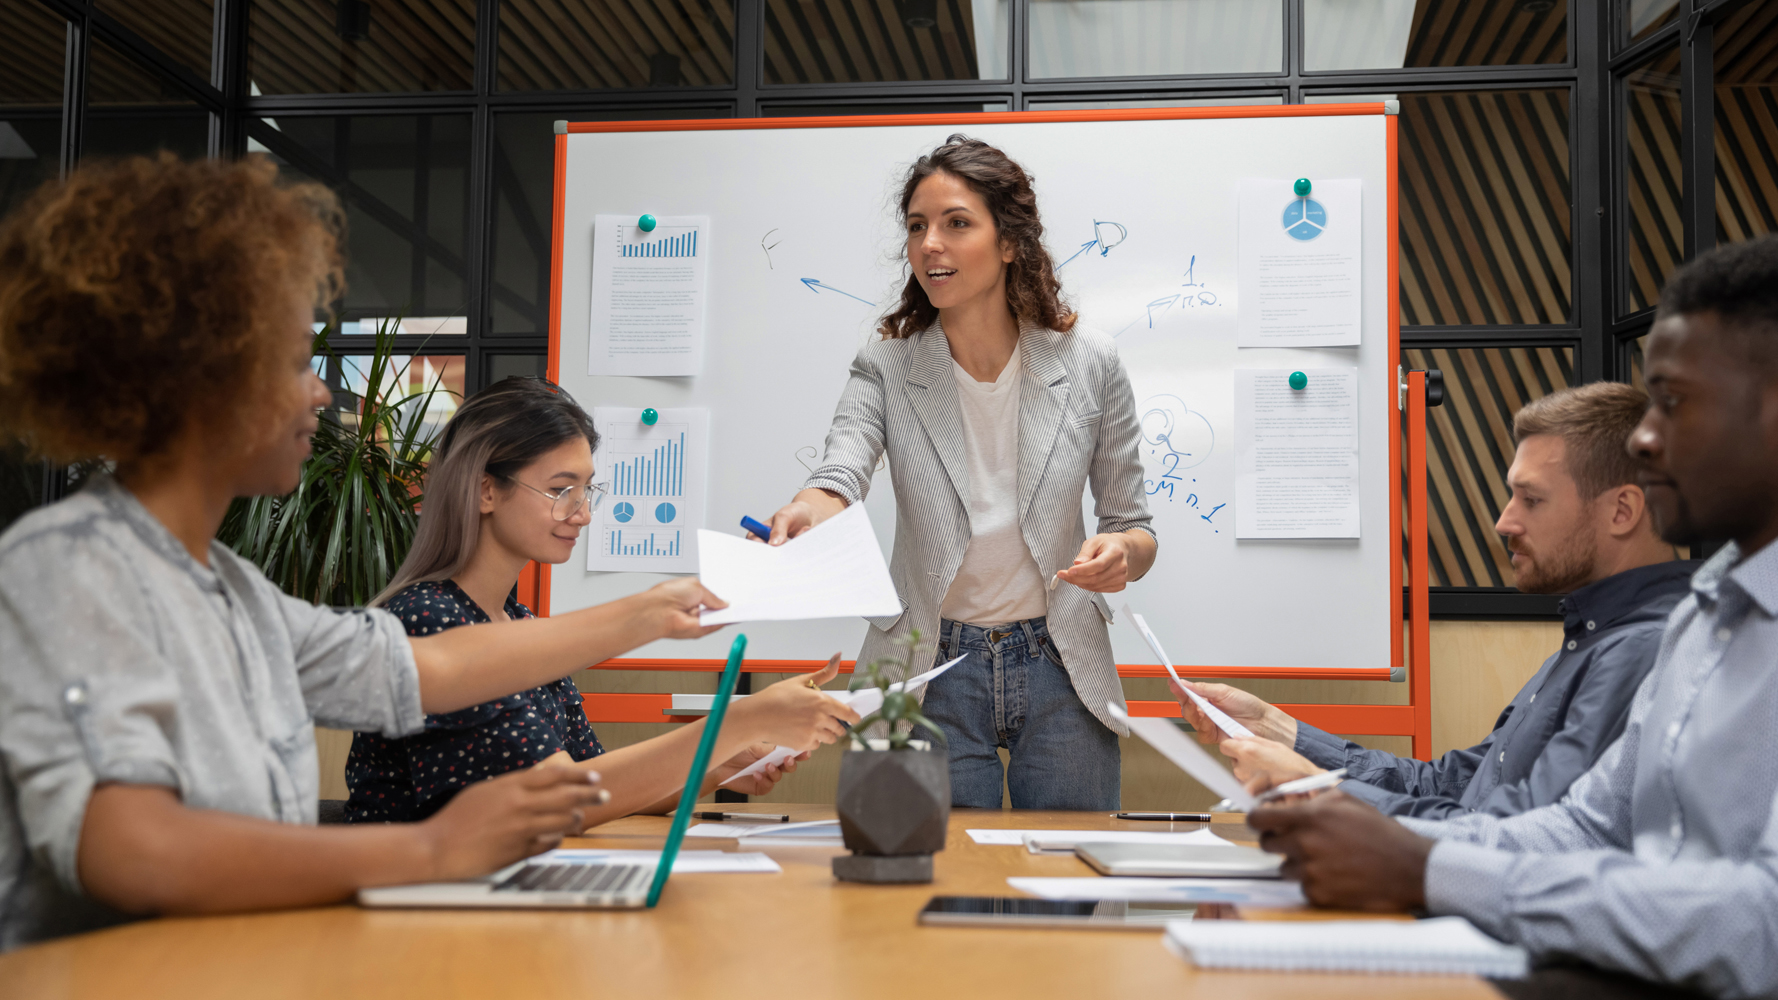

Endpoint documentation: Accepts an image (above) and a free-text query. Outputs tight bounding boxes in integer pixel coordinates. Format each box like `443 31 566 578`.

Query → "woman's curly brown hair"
0 153 344 466
878 134 1076 340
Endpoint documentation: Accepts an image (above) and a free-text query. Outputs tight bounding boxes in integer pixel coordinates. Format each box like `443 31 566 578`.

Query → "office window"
0 0 63 220
248 0 476 94
335 353 466 443
84 37 210 161
760 101 1006 114
485 353 548 385
1305 0 1564 71
1027 0 1281 80
1621 49 1682 316
1714 0 1778 246
763 0 1008 83
250 114 473 323
1405 346 1574 588
96 0 215 82
499 0 737 89
1620 0 1679 51
489 108 731 336
1398 89 1572 325
1026 94 1282 110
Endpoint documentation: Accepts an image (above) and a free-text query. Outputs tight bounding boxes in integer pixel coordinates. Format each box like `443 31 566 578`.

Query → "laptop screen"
645 632 747 907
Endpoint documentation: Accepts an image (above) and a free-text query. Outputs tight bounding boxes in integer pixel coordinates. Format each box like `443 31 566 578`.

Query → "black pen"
1111 811 1214 822
695 811 791 823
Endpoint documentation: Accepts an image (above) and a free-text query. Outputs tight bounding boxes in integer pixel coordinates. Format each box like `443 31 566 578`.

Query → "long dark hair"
878 134 1076 340
372 377 598 605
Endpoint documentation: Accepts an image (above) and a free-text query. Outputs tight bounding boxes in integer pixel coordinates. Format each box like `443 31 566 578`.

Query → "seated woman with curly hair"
0 154 858 950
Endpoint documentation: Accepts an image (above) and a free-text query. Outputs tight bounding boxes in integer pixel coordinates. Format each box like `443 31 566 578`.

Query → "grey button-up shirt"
1296 560 1693 819
1410 538 1778 998
0 477 423 950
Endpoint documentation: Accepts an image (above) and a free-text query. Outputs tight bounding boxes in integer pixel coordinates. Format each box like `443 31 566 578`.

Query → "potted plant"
219 318 452 605
832 629 951 884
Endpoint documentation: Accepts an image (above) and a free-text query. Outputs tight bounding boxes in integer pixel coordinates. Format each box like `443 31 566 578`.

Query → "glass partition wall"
6 0 1763 616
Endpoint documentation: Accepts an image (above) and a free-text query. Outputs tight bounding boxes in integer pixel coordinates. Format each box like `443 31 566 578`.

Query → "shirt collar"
1696 538 1778 618
1556 559 1696 636
86 473 223 592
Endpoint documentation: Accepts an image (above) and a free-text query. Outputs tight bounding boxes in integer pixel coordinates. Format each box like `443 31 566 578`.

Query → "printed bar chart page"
588 407 709 573
588 214 711 376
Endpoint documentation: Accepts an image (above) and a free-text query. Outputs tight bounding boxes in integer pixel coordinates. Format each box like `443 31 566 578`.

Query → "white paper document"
1164 917 1529 977
1235 368 1361 539
697 503 900 625
718 656 965 787
588 214 710 376
538 849 781 874
1237 179 1362 347
587 407 709 573
685 820 844 847
965 828 1232 853
1120 606 1255 740
1110 703 1255 810
1008 877 1306 908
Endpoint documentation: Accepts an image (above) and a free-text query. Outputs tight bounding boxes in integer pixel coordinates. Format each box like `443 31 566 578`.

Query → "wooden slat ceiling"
1404 0 1565 67
96 0 215 84
1623 47 1682 314
0 0 65 106
1713 0 1778 247
764 0 979 83
498 0 734 89
1398 89 1573 325
248 0 476 93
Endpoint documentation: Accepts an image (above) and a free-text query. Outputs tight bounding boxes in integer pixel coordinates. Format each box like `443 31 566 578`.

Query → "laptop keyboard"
493 863 650 895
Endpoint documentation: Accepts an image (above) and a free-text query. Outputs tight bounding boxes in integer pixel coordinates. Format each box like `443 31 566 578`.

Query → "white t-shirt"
939 341 1049 627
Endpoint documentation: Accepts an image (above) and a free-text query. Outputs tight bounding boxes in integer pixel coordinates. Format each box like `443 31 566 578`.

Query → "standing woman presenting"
762 135 1156 810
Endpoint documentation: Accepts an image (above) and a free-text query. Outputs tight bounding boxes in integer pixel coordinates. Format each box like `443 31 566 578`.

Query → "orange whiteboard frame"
540 105 1432 757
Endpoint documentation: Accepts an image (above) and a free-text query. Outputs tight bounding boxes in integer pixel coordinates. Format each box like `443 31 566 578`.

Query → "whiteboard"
548 108 1398 673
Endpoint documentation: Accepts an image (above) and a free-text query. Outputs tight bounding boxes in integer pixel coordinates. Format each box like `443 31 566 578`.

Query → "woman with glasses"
346 377 858 827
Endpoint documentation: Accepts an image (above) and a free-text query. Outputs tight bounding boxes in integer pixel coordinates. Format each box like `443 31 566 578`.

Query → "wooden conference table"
1 806 1504 1000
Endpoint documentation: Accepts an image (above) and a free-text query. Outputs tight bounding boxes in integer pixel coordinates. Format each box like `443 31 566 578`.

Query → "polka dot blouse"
344 579 604 823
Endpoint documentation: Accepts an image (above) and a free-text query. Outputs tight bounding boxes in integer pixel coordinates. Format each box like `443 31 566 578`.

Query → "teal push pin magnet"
1293 178 1312 197
641 407 659 426
1289 371 1308 391
637 214 657 233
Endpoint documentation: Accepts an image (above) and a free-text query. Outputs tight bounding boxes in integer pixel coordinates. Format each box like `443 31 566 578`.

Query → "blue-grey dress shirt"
1409 538 1778 998
1295 560 1695 819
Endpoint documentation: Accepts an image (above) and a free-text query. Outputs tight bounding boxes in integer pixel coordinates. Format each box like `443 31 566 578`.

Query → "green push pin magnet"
641 407 659 426
1289 371 1308 391
1293 178 1312 197
637 214 657 233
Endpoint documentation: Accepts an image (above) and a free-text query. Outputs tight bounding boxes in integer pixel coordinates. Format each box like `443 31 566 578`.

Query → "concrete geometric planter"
831 747 950 884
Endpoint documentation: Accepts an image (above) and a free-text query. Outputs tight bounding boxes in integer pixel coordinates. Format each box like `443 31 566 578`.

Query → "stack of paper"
1009 877 1306 908
966 827 1234 854
697 503 900 625
1164 917 1528 978
684 819 844 847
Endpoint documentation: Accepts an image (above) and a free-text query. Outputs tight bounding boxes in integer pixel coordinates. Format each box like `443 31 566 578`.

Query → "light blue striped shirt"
1410 537 1778 997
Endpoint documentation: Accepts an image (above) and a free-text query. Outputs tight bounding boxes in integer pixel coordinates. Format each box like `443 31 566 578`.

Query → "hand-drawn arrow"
1056 220 1128 270
800 278 876 306
1056 238 1099 271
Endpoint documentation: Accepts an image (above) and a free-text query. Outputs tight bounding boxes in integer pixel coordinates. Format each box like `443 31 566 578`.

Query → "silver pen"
1256 768 1347 804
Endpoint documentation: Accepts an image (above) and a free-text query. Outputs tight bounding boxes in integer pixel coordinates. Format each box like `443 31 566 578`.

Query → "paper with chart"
1121 606 1255 739
588 214 710 376
696 502 900 625
588 407 708 573
1235 369 1361 539
1109 703 1255 810
718 655 965 787
1237 179 1361 347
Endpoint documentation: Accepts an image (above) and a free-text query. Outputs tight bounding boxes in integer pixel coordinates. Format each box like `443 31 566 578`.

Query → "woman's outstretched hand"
1056 532 1136 592
756 489 849 545
643 577 728 639
730 654 860 749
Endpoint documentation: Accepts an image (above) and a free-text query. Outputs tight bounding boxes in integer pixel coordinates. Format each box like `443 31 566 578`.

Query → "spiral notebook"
1163 917 1528 978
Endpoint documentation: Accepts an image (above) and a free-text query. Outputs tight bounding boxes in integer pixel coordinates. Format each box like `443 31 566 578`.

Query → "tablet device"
917 896 1199 930
1073 842 1284 878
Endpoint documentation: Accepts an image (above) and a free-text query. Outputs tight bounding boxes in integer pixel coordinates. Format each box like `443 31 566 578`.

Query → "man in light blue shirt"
1247 234 1778 999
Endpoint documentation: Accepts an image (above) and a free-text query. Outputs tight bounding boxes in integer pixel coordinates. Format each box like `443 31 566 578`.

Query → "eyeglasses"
502 476 608 521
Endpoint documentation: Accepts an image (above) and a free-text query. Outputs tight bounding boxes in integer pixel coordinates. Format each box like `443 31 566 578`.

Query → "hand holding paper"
1110 703 1255 811
697 503 900 625
1121 606 1255 740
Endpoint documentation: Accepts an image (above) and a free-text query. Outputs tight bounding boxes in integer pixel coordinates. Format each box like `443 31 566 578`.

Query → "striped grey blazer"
805 320 1155 735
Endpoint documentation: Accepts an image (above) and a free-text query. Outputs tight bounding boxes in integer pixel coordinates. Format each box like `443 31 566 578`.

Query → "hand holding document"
1109 703 1255 811
697 503 900 625
718 656 965 786
1121 606 1255 740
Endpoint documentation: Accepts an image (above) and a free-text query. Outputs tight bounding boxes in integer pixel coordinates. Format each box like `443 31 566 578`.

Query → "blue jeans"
920 617 1120 810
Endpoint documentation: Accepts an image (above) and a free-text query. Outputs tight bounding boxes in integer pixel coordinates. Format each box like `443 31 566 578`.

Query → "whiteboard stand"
525 107 1439 763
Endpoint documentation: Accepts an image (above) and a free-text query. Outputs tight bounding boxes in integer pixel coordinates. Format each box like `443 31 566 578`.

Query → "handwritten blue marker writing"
741 515 774 540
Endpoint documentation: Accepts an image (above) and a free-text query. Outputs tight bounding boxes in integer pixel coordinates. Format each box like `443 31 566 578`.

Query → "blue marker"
741 515 774 540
